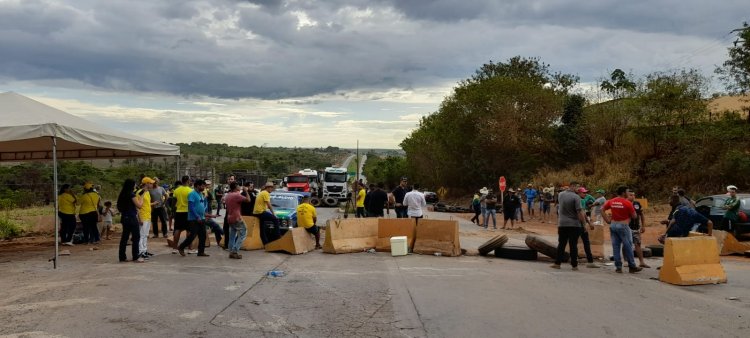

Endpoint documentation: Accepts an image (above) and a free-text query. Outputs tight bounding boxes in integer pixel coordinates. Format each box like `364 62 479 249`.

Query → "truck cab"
284 173 310 192
322 167 349 202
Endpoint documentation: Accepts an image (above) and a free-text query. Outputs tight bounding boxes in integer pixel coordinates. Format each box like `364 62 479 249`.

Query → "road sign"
499 176 506 192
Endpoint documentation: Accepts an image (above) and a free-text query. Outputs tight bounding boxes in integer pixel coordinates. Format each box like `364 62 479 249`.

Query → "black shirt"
367 189 388 214
392 186 406 204
240 190 257 216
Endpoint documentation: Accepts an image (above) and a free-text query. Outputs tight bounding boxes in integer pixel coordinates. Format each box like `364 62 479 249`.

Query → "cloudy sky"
0 0 747 148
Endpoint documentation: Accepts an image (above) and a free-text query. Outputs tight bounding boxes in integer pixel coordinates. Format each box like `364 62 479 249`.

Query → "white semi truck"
321 166 349 206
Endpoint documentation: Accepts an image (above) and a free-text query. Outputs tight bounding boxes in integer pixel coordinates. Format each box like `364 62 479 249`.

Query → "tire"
478 235 509 256
639 247 653 258
310 197 321 207
745 250 750 258
494 245 538 260
525 235 569 262
646 244 664 257
323 197 338 207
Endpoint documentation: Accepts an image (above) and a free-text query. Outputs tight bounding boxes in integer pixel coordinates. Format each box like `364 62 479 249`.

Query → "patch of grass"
10 206 54 217
0 217 25 239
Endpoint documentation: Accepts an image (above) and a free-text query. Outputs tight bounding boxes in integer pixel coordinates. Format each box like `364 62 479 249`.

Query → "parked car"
269 192 303 230
694 193 750 238
423 191 439 204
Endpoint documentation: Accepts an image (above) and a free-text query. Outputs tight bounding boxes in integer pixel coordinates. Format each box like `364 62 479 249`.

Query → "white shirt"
403 190 427 217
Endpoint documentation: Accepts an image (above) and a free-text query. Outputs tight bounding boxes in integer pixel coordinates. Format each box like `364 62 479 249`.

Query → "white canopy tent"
0 92 180 268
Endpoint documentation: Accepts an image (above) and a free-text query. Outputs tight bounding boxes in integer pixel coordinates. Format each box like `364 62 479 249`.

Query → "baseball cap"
727 185 738 191
576 187 588 193
141 177 156 184
83 182 93 189
205 180 212 185
596 189 605 194
264 182 274 188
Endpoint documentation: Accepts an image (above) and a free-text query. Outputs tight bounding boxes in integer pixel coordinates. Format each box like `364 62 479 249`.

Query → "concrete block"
376 218 416 252
413 219 461 257
659 236 727 286
265 227 316 254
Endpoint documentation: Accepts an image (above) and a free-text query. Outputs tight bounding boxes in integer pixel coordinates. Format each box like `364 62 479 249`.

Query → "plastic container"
390 236 408 257
267 270 285 277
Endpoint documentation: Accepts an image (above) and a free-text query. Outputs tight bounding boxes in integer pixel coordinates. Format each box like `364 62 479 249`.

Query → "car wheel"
494 245 538 260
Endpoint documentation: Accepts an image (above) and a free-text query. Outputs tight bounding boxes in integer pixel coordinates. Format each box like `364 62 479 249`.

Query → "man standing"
523 184 538 219
137 177 155 260
627 191 649 268
178 179 212 257
392 177 409 218
355 182 366 218
296 195 322 249
483 190 498 230
366 183 388 218
722 185 741 232
221 175 237 249
551 182 587 271
403 184 427 219
223 182 249 259
591 190 607 225
602 186 642 273
214 182 224 215
253 182 281 244
502 189 519 229
172 176 193 253
150 177 169 238
576 187 597 268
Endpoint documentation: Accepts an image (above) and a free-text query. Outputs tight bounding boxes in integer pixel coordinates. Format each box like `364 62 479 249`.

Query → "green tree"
715 22 750 122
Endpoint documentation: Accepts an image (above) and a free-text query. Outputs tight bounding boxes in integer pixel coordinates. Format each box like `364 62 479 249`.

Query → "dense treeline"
400 56 750 197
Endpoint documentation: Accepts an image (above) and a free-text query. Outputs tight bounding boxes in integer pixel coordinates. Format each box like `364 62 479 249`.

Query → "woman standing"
79 182 101 244
58 184 77 246
117 178 144 262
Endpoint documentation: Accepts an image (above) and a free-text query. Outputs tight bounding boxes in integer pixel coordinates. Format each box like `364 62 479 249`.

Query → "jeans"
483 209 497 228
527 199 534 213
254 211 280 244
610 222 636 268
206 218 224 246
516 207 524 221
471 206 481 223
119 214 140 261
555 227 581 266
228 219 247 253
139 220 151 255
151 207 168 237
59 213 77 243
579 229 594 263
356 207 366 218
179 220 207 254
395 206 408 218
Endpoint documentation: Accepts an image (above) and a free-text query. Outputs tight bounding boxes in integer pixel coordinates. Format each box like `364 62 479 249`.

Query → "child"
101 201 115 240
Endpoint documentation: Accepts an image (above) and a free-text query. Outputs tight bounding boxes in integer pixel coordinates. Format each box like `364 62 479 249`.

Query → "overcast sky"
1 0 747 148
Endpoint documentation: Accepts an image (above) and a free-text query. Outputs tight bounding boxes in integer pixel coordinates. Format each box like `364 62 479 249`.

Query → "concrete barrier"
376 218 416 252
323 218 378 254
659 236 727 286
413 219 461 257
265 227 316 254
711 230 750 256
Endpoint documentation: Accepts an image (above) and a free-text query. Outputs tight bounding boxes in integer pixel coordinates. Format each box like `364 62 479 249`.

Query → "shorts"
503 209 515 221
631 229 642 245
542 203 550 214
104 221 113 229
304 225 320 235
174 212 188 231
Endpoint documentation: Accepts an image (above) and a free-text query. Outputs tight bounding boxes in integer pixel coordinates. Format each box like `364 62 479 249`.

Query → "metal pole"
52 136 58 269
176 156 180 180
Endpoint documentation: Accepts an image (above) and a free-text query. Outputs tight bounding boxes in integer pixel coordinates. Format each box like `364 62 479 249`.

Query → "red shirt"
224 192 247 224
602 197 636 222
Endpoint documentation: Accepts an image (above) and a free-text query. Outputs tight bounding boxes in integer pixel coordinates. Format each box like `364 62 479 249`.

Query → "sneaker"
172 249 178 254
586 263 600 268
615 268 623 273
572 267 579 271
145 252 155 257
188 249 198 254
628 266 643 273
549 264 561 269
229 252 239 259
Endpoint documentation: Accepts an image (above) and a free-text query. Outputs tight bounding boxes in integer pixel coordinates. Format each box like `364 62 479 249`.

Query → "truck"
283 173 311 193
321 166 349 206
298 169 320 195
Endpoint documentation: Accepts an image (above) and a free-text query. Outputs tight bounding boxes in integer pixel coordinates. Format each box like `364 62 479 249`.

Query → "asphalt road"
1 208 749 337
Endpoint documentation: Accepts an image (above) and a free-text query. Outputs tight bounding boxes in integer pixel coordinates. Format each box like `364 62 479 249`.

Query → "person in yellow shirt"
58 184 77 246
79 182 101 244
253 182 280 244
296 195 321 249
137 177 156 259
355 182 366 218
171 176 194 252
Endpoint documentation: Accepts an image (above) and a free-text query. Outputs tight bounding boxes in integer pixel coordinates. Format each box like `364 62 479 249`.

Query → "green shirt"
580 194 596 212
723 196 741 222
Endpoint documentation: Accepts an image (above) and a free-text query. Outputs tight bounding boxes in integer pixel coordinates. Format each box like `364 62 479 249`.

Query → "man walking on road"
178 179 213 257
602 186 642 274
223 182 249 259
392 177 409 218
403 184 426 219
172 176 193 253
551 182 586 271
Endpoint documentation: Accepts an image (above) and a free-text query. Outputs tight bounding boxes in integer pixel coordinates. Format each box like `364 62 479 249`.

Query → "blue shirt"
668 206 709 237
187 190 206 221
523 188 538 201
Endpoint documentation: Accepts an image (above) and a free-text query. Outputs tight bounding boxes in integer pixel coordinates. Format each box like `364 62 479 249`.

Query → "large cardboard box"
265 227 316 254
413 219 461 257
376 218 416 252
323 218 378 254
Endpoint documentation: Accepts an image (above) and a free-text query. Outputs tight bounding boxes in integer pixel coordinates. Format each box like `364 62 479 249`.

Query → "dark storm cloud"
0 0 746 100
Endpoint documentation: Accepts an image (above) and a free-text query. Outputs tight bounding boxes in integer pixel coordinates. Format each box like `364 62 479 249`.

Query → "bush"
0 217 25 239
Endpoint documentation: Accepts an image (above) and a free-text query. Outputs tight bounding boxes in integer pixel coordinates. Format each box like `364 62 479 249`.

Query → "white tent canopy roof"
0 92 179 161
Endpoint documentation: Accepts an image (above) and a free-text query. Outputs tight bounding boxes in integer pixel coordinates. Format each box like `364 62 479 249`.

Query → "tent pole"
176 156 180 181
52 136 58 269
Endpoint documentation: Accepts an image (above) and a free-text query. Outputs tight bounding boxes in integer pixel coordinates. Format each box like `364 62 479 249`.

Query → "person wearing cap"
137 177 156 260
502 188 520 229
79 182 101 244
577 187 596 223
178 179 214 257
541 186 554 224
296 195 322 249
575 187 597 268
172 176 194 253
253 182 281 244
551 181 586 270
601 186 642 274
591 189 607 225
523 184 538 219
481 189 497 230
722 185 741 232
392 177 409 218
627 191 650 268
149 177 169 238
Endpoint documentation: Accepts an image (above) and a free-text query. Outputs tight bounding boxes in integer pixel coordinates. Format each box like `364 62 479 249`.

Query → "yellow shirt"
58 193 77 215
253 190 271 214
296 202 317 228
356 188 365 208
137 189 151 221
173 186 193 213
78 192 100 214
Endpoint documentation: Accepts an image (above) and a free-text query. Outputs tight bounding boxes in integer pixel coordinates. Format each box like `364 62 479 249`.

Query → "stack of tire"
478 235 508 256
